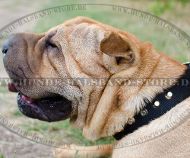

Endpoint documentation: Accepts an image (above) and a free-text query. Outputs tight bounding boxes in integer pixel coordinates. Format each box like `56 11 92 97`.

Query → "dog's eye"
45 40 58 49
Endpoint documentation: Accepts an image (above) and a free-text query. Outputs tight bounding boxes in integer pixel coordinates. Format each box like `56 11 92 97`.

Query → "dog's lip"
17 92 72 122
17 93 50 121
8 83 19 93
19 93 35 104
8 82 72 122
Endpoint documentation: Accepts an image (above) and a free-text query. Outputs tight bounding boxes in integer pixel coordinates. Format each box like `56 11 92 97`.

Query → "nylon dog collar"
114 63 190 140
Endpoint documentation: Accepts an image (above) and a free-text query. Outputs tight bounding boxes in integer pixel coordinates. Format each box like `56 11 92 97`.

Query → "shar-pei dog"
2 17 190 158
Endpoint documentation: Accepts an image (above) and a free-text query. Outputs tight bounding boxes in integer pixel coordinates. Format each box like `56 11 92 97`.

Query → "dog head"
4 17 177 140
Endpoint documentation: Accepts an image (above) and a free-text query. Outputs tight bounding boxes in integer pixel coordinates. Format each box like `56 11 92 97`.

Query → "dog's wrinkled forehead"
48 22 105 53
45 22 107 78
69 23 104 51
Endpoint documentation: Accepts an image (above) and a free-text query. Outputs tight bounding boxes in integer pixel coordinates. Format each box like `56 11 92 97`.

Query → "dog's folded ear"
100 31 140 73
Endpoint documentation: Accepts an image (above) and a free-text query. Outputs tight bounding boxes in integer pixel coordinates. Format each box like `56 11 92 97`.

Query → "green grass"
12 109 23 117
12 106 115 145
20 119 115 146
0 87 8 93
0 153 4 158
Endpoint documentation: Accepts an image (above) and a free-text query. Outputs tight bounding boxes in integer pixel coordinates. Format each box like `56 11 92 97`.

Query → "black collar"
114 63 190 140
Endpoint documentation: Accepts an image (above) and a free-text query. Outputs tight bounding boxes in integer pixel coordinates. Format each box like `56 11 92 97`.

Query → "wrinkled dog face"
3 17 139 126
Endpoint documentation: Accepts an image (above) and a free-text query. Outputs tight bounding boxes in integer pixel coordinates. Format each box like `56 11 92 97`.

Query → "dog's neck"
114 97 190 148
114 51 189 139
81 44 188 140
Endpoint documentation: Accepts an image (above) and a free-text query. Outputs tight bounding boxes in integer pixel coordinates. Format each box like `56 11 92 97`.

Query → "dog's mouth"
8 83 72 122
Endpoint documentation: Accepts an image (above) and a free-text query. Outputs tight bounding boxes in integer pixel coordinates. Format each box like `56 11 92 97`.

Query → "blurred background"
0 0 189 157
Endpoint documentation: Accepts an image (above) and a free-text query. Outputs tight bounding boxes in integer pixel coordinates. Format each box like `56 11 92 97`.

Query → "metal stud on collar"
140 109 148 116
165 91 173 99
128 118 135 125
153 101 160 108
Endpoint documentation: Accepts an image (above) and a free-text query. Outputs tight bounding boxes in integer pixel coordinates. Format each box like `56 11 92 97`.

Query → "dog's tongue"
8 83 18 92
20 94 34 103
8 83 34 103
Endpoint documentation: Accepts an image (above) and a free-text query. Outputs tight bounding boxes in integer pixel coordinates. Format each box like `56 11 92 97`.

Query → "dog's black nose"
2 40 9 54
2 47 8 54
